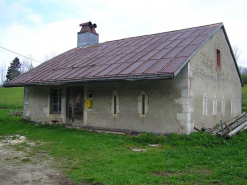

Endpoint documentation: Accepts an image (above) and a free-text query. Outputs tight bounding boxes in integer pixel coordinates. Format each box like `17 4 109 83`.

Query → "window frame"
50 88 62 114
216 48 221 68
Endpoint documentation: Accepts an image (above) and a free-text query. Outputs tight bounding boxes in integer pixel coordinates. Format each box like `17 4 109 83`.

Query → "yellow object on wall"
86 99 92 108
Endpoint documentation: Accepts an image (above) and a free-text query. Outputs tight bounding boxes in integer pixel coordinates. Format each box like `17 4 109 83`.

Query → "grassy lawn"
242 86 247 112
0 87 24 109
0 86 247 184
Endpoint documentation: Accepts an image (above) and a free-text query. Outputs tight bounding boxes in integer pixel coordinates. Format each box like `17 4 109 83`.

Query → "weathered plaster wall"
84 65 189 134
23 86 66 123
189 28 242 129
23 65 190 134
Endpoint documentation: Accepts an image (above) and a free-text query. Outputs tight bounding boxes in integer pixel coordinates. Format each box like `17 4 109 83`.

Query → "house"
3 22 243 134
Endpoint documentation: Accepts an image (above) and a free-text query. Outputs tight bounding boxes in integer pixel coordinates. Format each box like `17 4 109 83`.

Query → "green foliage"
242 86 247 112
5 57 21 82
241 74 247 84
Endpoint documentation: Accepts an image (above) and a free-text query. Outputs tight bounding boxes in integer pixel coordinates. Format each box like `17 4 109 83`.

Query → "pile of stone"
10 110 23 116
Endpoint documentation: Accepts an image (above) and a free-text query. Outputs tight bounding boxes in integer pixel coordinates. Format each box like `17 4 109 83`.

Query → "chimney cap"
79 21 97 34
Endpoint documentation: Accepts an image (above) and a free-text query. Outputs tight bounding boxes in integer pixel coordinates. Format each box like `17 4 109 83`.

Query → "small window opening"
142 95 145 115
51 88 62 113
88 92 93 99
216 49 221 67
114 95 117 114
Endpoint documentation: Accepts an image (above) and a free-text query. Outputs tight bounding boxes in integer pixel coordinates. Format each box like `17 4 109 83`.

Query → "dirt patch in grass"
151 168 213 177
0 135 78 185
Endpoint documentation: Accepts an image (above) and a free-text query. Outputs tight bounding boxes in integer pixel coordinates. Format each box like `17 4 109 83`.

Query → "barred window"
51 88 62 113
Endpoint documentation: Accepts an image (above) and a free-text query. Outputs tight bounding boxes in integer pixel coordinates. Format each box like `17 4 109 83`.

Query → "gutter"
3 73 173 87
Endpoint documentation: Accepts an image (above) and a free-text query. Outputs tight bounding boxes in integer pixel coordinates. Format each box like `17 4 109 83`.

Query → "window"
216 49 221 67
142 95 145 115
111 91 119 116
114 95 117 114
51 88 62 113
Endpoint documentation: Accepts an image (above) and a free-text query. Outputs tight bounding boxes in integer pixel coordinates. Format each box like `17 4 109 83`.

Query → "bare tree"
43 51 57 62
233 45 242 61
20 55 34 74
0 61 7 86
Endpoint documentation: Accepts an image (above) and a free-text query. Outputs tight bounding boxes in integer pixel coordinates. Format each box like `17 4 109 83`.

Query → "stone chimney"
77 21 99 47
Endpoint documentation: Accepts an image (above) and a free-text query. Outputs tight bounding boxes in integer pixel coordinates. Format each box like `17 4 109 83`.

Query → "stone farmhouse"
4 22 243 134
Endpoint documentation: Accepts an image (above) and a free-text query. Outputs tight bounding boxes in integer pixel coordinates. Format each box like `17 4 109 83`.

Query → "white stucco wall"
188 28 242 129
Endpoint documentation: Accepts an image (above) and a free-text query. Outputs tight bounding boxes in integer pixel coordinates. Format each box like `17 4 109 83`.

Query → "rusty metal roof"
4 23 229 87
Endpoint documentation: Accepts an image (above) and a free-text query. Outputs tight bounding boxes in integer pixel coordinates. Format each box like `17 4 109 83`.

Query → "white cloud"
26 13 43 25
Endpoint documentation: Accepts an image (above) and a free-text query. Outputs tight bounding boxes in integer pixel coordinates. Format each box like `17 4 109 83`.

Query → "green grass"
0 87 24 109
1 109 247 184
0 87 247 184
242 86 247 112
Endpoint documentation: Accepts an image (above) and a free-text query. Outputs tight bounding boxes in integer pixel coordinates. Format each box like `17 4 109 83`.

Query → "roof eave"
2 74 173 87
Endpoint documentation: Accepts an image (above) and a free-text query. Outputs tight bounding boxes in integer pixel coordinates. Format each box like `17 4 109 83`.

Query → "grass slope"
242 85 247 112
1 109 247 184
0 87 247 184
0 87 24 108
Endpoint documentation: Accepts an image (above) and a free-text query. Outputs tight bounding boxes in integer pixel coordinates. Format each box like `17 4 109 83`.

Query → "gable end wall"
189 28 242 129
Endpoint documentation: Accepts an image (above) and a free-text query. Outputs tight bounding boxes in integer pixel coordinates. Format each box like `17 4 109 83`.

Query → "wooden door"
67 86 84 125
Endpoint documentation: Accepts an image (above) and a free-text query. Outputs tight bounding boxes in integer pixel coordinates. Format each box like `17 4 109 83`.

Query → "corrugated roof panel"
134 43 150 52
165 38 184 48
146 58 172 74
143 42 162 52
131 59 158 74
167 33 183 41
177 31 194 39
177 37 195 47
95 63 120 77
73 66 98 79
62 66 91 79
86 64 111 77
176 44 198 57
190 35 208 45
135 37 153 46
138 50 159 61
124 45 140 54
188 26 207 37
150 48 172 60
162 46 184 59
107 63 132 76
115 52 139 64
199 26 218 35
154 40 172 50
105 54 126 64
4 23 223 86
160 57 188 73
41 68 67 81
119 61 146 75
51 68 76 80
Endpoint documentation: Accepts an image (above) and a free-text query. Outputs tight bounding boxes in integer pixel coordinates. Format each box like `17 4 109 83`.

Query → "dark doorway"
67 86 84 125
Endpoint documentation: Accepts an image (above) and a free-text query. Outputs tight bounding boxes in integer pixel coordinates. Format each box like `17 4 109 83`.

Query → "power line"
0 45 43 64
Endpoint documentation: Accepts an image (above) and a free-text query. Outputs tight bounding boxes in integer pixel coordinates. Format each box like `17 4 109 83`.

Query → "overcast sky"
0 0 247 72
